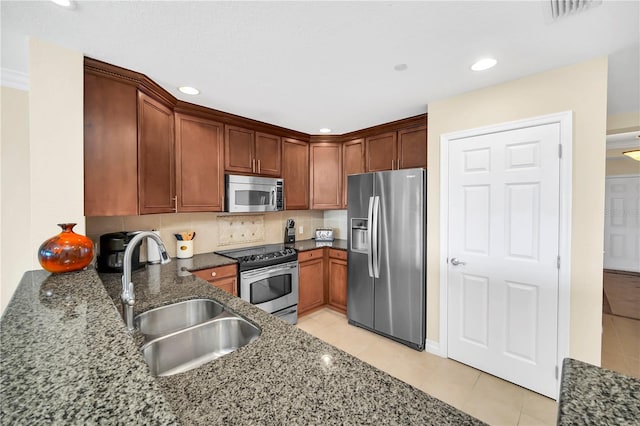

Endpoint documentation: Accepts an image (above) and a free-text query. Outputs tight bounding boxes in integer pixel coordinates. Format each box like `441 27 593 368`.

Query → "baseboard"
425 339 446 357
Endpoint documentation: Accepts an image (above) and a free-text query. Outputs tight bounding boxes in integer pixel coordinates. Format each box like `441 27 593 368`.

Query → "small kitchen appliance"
215 244 298 324
97 232 143 273
284 218 296 243
314 228 334 241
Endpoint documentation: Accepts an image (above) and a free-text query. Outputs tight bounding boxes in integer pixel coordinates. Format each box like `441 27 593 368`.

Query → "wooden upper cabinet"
138 91 176 214
282 138 309 210
397 125 427 169
84 71 139 216
255 132 282 177
224 125 255 174
224 126 281 176
175 113 224 212
342 138 365 208
366 125 427 172
366 132 397 172
310 142 342 210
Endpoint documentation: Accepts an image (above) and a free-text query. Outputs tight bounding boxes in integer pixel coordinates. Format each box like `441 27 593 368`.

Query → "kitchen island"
1 254 482 425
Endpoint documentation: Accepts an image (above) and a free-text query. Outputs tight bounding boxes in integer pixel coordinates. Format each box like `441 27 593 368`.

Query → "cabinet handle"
252 158 256 173
173 196 178 212
211 271 217 277
391 160 394 170
257 159 261 173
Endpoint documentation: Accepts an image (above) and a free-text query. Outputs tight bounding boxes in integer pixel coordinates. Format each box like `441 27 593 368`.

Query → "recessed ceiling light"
319 128 332 134
178 86 200 95
394 63 408 72
50 0 76 9
471 58 497 71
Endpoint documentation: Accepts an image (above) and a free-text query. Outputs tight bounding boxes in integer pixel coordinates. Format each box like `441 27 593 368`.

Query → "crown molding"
606 131 640 150
1 68 29 91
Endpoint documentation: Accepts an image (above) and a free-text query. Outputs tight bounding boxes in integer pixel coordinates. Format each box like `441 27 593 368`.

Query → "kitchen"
1 1 639 424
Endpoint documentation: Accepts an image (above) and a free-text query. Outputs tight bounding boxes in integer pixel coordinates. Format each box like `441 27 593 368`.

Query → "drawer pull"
211 272 217 277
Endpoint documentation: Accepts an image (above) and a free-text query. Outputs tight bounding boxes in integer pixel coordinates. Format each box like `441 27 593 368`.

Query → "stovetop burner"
215 243 297 271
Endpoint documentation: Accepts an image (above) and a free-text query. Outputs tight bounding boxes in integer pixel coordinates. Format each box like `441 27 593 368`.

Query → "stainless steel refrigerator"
347 168 426 351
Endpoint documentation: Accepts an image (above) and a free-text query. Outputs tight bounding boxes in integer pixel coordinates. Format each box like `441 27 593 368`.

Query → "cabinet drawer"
298 249 324 262
328 249 347 260
192 263 237 280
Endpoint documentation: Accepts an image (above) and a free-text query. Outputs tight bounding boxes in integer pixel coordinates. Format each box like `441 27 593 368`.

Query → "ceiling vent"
549 0 603 20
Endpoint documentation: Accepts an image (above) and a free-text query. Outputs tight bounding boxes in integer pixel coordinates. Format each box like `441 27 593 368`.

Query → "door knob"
450 257 466 266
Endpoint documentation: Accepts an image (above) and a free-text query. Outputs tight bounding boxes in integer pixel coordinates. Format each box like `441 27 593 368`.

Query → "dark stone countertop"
287 238 348 251
2 252 482 425
558 358 640 425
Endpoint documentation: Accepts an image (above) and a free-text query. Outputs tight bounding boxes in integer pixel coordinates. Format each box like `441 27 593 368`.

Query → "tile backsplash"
86 210 346 260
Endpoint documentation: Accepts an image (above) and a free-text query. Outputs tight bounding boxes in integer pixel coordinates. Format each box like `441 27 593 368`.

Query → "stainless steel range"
215 244 298 324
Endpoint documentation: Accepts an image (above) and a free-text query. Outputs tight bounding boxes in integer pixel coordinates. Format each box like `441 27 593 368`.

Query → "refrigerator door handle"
372 195 380 278
367 196 375 278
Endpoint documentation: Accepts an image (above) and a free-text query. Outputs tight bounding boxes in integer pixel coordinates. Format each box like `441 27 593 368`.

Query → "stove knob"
249 255 256 261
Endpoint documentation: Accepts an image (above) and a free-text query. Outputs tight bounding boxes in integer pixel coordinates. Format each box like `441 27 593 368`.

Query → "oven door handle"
241 263 298 278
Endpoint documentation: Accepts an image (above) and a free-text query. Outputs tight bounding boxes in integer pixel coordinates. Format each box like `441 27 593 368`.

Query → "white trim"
605 173 640 179
439 110 573 397
425 339 446 357
1 68 29 91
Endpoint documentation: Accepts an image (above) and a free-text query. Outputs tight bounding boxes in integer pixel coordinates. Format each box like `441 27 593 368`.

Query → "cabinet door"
175 113 224 212
342 138 365 208
328 256 347 313
224 125 255 174
310 143 342 210
397 125 427 169
298 257 325 315
138 91 175 214
192 264 238 296
84 72 138 216
282 138 309 210
366 132 397 172
255 132 282 177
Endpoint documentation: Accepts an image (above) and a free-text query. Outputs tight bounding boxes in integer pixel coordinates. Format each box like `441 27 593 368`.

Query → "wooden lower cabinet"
192 263 238 296
298 249 325 315
328 249 347 313
298 248 347 316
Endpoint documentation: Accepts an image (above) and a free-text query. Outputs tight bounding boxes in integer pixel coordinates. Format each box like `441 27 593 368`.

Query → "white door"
604 175 640 273
447 123 561 398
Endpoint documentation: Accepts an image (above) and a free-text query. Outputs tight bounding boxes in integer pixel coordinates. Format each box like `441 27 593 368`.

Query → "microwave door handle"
271 188 276 208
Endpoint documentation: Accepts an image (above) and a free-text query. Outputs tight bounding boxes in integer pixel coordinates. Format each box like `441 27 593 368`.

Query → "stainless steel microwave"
225 174 284 212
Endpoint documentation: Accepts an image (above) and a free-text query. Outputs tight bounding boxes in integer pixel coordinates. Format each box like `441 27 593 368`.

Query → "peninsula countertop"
1 253 482 425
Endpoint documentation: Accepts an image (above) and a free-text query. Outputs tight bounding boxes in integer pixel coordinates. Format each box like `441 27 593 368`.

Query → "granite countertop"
558 358 640 425
288 238 348 252
2 250 481 424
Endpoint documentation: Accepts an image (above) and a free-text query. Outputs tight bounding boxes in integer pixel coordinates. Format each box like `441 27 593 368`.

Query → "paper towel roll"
146 230 161 264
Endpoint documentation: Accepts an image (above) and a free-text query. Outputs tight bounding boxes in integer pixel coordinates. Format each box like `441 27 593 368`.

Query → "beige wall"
1 86 31 312
29 39 85 267
606 111 640 176
427 57 608 365
606 156 640 176
607 111 640 134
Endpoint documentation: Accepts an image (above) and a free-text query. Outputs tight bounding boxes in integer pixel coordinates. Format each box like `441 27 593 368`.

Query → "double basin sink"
135 299 261 376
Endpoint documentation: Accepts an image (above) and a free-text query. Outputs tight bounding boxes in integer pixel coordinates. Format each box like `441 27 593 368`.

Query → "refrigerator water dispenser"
350 218 369 253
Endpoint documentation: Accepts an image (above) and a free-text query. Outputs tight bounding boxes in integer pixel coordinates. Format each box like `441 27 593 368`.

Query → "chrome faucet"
121 231 171 331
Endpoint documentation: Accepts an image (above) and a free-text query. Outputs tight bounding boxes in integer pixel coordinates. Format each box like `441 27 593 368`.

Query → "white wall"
0 39 84 314
1 86 31 312
427 57 609 365
28 39 85 267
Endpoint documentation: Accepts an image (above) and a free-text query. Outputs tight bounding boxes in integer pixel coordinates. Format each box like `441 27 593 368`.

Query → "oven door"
240 261 299 314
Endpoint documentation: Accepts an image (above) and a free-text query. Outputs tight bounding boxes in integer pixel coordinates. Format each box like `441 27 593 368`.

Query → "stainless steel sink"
134 298 226 342
140 315 261 376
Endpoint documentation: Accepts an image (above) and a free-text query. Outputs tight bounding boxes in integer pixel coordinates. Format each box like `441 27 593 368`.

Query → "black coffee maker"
97 232 143 273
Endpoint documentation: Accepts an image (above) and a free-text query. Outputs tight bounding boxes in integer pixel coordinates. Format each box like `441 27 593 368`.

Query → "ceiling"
2 1 639 135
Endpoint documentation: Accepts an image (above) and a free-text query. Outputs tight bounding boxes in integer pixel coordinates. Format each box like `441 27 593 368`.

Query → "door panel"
447 123 560 398
604 176 640 272
373 169 425 347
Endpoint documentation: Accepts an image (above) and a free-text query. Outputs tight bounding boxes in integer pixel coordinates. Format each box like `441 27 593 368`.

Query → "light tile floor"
297 308 558 425
601 313 640 379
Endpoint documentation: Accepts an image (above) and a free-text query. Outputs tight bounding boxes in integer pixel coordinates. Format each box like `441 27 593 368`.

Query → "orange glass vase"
38 223 94 273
